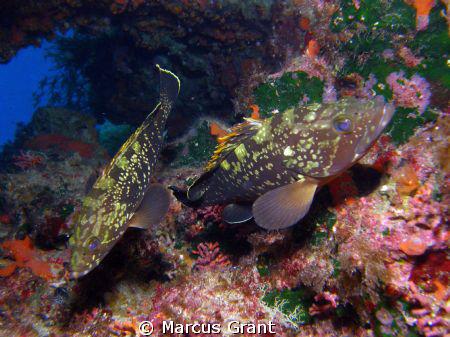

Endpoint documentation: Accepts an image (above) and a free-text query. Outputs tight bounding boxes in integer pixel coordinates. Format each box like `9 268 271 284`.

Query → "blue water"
0 43 53 146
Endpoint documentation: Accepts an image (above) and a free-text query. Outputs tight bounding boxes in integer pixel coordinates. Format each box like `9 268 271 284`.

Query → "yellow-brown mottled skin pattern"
188 97 394 206
70 67 180 278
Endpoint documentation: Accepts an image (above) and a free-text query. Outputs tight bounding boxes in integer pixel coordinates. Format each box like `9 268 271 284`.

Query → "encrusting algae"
0 0 448 336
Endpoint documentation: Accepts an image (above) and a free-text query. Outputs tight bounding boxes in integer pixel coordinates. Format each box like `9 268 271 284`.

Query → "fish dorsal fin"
205 118 262 172
157 64 180 108
252 180 318 230
128 183 171 229
100 65 179 179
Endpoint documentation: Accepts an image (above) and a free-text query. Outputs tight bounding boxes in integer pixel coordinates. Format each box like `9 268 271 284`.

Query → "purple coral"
386 71 431 114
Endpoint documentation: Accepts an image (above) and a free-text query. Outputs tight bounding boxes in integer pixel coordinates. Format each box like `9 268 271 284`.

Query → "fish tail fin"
157 64 180 107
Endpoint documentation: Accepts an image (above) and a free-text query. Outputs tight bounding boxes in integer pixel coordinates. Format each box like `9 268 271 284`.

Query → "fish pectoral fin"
128 183 171 229
252 180 318 230
223 203 253 224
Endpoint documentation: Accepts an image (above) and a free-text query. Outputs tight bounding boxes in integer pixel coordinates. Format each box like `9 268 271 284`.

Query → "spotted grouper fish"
171 96 394 230
69 65 180 278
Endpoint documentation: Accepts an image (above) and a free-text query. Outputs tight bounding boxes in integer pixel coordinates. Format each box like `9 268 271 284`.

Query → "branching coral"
192 242 231 271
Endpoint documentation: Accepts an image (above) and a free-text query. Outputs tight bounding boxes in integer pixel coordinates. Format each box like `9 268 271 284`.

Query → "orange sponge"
0 236 56 280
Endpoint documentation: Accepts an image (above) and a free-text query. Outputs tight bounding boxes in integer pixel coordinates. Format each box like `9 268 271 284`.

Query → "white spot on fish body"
284 146 294 157
304 111 317 122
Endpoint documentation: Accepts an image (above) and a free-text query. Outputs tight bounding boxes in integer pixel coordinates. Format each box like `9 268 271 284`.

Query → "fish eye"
88 237 100 251
333 117 353 133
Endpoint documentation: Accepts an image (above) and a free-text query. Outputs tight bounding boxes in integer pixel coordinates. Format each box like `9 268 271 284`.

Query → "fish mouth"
355 101 395 156
69 269 90 279
68 262 95 279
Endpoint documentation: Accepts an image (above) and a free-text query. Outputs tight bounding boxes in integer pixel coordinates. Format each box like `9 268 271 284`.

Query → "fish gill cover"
0 1 448 336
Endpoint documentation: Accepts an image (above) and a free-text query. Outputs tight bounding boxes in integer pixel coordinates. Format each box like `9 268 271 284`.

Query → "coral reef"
0 0 448 336
12 150 46 170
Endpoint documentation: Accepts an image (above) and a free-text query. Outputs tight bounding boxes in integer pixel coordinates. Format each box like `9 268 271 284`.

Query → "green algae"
253 71 324 118
262 288 314 326
335 303 360 325
309 210 337 247
331 258 341 277
385 107 438 145
373 299 421 337
340 56 398 96
310 231 328 246
331 0 415 36
171 121 217 168
432 184 442 202
256 254 271 277
333 0 448 103
98 120 135 156
58 204 74 219
322 211 337 231
407 3 450 89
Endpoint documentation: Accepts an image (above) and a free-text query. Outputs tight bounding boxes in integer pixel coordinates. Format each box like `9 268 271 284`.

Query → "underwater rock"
0 0 448 336
30 107 98 144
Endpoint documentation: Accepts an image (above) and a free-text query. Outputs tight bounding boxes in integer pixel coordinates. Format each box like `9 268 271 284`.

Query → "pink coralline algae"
189 204 224 224
13 150 45 169
140 269 295 337
382 48 395 60
406 281 449 337
361 73 378 98
309 291 338 316
389 180 448 255
322 81 337 103
268 54 332 82
328 116 449 333
398 46 423 67
192 242 231 271
386 71 431 114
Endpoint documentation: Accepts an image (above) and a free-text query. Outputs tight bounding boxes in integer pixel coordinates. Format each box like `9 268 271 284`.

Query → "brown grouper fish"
171 96 394 230
69 66 180 278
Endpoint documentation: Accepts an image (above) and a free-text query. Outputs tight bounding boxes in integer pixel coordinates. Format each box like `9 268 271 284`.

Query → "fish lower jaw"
69 269 91 279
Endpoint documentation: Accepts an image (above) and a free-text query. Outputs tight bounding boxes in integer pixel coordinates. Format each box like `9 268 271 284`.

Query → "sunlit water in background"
0 43 53 145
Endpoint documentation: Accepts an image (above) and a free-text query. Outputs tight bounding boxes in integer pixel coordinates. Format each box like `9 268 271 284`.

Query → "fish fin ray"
205 120 262 172
128 183 171 229
102 66 179 177
252 180 317 230
157 64 180 106
223 203 253 224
